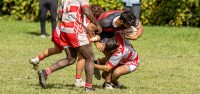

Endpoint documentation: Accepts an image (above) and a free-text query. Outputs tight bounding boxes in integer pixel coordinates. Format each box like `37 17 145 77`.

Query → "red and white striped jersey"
58 0 90 34
107 31 139 68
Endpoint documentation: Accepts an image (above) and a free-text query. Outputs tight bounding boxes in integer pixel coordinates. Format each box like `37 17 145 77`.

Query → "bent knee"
112 71 122 77
129 65 138 72
67 57 76 65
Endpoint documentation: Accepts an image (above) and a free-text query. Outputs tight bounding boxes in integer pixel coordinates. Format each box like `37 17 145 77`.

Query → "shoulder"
98 18 113 28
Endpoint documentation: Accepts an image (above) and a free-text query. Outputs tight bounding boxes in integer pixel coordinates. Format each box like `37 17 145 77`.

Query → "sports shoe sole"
29 59 39 70
85 87 95 91
38 70 47 88
75 81 85 87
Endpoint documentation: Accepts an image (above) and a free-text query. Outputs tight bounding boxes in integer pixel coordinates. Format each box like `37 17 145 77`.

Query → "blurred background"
0 0 199 27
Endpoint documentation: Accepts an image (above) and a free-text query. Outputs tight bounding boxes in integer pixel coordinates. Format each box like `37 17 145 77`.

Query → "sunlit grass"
0 20 200 94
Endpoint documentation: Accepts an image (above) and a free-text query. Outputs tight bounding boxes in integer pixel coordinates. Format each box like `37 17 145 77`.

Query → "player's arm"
58 12 62 21
82 7 102 34
94 50 121 71
57 0 64 21
85 23 101 42
124 21 144 40
94 63 113 72
94 41 105 52
136 21 144 37
85 23 104 51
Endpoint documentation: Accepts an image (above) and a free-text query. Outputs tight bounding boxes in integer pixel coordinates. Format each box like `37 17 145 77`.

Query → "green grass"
0 19 200 94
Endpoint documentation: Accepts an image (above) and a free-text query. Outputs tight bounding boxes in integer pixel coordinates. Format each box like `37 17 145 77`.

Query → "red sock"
38 55 44 61
75 74 82 79
45 67 52 76
85 83 92 88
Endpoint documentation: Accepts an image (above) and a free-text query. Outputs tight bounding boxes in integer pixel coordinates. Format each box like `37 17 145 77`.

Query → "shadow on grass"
25 31 50 37
25 31 41 36
28 83 103 90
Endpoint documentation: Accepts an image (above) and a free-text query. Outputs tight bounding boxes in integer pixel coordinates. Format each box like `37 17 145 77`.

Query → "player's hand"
96 24 102 34
95 42 105 52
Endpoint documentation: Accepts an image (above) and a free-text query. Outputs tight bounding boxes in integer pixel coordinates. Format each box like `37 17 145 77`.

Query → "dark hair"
105 38 119 51
90 4 105 18
119 11 137 27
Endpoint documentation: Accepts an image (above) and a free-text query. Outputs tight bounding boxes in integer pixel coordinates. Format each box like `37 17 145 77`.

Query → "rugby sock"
45 67 52 76
32 57 39 63
38 55 44 61
75 74 82 79
85 83 92 88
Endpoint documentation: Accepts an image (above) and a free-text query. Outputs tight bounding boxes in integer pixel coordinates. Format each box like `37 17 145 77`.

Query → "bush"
0 0 39 21
0 0 199 26
141 0 200 26
90 0 123 11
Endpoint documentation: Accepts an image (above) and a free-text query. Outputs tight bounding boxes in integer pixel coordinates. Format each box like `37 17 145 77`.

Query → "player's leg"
30 26 63 69
98 52 114 89
77 43 95 90
94 51 113 80
49 0 58 34
38 47 77 88
111 64 138 89
123 3 131 12
101 71 114 89
130 4 141 20
39 0 48 36
29 44 62 70
75 53 85 87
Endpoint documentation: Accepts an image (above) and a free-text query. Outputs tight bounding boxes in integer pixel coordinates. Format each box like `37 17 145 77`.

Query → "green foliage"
0 0 199 26
141 0 200 26
90 0 124 11
1 0 39 21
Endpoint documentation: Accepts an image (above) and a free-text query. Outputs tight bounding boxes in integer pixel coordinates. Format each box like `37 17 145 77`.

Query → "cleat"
85 87 95 91
102 82 114 89
29 58 39 70
75 79 85 87
115 84 127 89
38 70 47 88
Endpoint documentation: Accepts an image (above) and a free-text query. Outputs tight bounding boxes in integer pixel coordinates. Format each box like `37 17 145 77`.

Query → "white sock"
34 57 40 63
76 78 82 82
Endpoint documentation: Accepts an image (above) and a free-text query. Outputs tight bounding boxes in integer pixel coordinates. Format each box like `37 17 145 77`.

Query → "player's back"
97 10 124 20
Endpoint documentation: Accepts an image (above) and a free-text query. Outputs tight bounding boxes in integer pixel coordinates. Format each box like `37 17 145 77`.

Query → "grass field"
0 19 200 94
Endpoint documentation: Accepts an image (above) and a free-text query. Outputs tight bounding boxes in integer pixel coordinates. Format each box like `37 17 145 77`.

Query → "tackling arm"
124 21 144 40
82 7 102 34
94 63 113 72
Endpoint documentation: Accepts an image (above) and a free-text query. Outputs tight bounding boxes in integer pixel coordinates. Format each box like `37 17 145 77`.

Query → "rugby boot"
38 70 47 88
29 58 39 70
102 82 114 89
75 79 85 87
85 87 95 91
114 84 127 89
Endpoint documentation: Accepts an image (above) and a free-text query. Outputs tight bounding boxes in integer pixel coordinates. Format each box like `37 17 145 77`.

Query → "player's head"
103 38 119 53
119 11 137 28
90 4 105 18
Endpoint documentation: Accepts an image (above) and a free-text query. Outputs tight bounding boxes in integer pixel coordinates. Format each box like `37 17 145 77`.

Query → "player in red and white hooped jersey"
58 0 101 47
74 4 105 87
94 27 141 89
30 4 103 89
108 30 139 68
36 0 102 91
